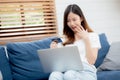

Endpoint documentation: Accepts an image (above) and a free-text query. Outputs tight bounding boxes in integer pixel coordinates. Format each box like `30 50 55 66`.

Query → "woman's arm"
75 25 99 65
84 38 98 65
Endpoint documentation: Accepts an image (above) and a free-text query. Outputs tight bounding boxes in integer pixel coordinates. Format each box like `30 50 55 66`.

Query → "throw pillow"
0 46 12 80
94 33 110 68
7 37 61 80
98 41 120 70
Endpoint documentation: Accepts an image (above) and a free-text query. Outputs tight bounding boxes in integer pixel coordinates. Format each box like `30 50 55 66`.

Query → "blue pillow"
7 37 61 80
0 46 12 80
94 33 110 68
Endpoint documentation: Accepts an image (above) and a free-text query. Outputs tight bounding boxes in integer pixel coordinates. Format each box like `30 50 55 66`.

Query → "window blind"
0 0 58 45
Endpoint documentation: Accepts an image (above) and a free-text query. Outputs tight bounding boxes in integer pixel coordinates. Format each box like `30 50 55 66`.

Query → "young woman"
49 4 101 80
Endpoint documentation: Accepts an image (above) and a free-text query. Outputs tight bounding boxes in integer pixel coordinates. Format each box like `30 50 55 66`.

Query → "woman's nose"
70 21 74 26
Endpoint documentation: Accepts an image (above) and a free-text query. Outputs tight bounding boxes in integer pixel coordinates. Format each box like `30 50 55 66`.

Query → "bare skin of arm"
75 25 98 65
84 38 98 64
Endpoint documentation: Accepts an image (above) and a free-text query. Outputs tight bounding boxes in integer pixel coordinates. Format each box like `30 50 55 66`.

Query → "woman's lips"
72 26 76 30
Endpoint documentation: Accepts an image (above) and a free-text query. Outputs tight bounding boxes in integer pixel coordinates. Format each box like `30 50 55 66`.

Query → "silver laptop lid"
37 46 83 73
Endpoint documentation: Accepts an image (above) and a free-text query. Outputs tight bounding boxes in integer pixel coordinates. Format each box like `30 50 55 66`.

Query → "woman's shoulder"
88 32 101 48
88 32 98 35
88 32 99 40
88 32 99 37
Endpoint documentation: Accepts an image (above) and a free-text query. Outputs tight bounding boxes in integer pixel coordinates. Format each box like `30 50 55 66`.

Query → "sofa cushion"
98 41 120 70
94 33 110 68
7 37 61 80
97 70 120 80
0 46 12 80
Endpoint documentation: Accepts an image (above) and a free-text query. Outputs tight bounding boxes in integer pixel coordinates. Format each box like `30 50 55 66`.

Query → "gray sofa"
0 33 120 80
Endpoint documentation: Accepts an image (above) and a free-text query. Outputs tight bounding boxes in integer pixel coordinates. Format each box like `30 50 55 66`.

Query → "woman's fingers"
50 41 58 48
79 25 85 31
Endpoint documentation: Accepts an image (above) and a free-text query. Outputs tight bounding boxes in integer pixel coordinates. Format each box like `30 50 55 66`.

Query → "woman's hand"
50 41 58 48
75 25 89 41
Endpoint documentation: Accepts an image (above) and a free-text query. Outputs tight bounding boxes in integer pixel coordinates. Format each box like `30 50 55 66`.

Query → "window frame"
0 0 58 45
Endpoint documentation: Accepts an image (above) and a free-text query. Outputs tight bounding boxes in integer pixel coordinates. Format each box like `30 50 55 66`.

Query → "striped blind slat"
0 0 58 45
0 29 57 37
0 34 57 43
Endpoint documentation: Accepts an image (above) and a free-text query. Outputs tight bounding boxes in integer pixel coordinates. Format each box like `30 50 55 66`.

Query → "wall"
55 0 120 43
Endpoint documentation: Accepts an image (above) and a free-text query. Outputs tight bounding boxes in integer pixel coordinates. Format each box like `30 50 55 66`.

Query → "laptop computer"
37 46 83 73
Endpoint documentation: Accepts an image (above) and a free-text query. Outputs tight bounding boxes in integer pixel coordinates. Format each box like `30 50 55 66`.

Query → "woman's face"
67 12 83 33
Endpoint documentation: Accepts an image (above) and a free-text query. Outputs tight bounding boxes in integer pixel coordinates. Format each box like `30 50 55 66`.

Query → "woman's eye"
73 18 77 21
